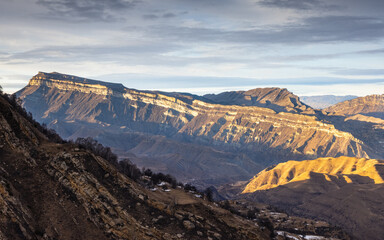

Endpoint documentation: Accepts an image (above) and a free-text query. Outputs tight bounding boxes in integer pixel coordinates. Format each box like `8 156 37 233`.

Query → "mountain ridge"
0 91 274 240
31 71 126 91
16 72 377 186
204 87 313 113
300 95 358 109
0 90 350 240
325 94 384 119
242 156 384 192
239 156 384 240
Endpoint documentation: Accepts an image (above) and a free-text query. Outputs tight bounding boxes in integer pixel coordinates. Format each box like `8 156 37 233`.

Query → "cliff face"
204 88 313 113
325 94 384 119
243 156 384 192
239 156 384 240
319 94 384 160
16 72 375 185
0 93 272 240
29 71 126 94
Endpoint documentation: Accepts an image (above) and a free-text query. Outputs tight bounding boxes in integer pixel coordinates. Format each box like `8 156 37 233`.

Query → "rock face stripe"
17 72 370 160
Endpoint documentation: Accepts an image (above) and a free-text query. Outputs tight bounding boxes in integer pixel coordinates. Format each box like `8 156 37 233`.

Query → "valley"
5 71 384 239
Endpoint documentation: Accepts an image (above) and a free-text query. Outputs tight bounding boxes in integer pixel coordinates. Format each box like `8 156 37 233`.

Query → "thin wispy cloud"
258 0 331 10
0 0 383 95
333 69 384 76
36 0 139 21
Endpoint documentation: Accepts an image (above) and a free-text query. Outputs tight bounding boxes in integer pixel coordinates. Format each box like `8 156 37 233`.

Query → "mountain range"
16 72 384 188
10 71 384 239
300 95 357 109
0 81 350 240
0 88 273 240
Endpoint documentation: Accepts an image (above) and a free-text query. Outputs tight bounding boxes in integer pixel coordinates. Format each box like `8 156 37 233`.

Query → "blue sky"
0 0 383 96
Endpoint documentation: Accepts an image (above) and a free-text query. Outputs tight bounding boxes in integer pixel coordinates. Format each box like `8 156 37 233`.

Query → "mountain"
243 156 384 192
240 156 384 240
0 91 349 240
325 94 384 119
16 72 377 186
204 88 313 113
0 90 273 240
319 94 384 158
300 95 357 109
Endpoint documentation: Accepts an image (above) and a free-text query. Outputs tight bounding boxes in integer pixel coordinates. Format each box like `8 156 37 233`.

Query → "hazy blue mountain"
300 95 357 109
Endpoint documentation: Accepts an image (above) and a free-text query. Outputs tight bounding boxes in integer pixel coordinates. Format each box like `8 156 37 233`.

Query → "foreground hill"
240 156 384 240
300 95 357 109
0 90 272 239
16 72 375 186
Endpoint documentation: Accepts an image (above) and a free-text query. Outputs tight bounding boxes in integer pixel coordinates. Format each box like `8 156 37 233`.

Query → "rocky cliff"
243 156 384 192
0 91 274 240
240 156 384 240
325 94 384 119
204 88 313 113
318 94 384 160
15 72 376 186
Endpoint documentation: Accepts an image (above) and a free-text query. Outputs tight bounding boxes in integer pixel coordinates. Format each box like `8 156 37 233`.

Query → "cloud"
163 12 176 18
142 14 159 20
258 0 326 10
257 0 384 14
142 12 178 20
356 48 384 55
333 69 384 76
36 0 139 22
1 0 384 97
150 15 384 45
0 82 28 89
1 40 182 62
263 47 384 63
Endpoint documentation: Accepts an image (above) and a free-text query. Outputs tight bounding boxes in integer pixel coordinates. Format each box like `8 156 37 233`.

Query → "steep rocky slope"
0 91 272 239
325 94 384 119
300 95 357 109
16 72 376 185
240 156 384 240
204 88 313 113
243 157 384 192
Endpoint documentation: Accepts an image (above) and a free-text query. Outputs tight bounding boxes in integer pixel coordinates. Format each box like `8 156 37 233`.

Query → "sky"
0 0 383 96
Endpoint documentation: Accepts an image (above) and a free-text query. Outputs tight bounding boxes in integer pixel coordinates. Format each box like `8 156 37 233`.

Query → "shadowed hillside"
0 89 273 240
325 94 384 119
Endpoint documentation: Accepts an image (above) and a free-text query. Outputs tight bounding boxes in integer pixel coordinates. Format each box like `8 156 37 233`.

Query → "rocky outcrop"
239 156 384 240
325 94 384 119
243 156 384 192
204 87 313 113
29 71 126 95
0 93 271 240
16 72 375 186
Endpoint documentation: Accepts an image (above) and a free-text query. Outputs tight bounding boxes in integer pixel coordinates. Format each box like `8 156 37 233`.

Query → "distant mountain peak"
300 95 358 109
325 94 384 119
204 87 313 113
